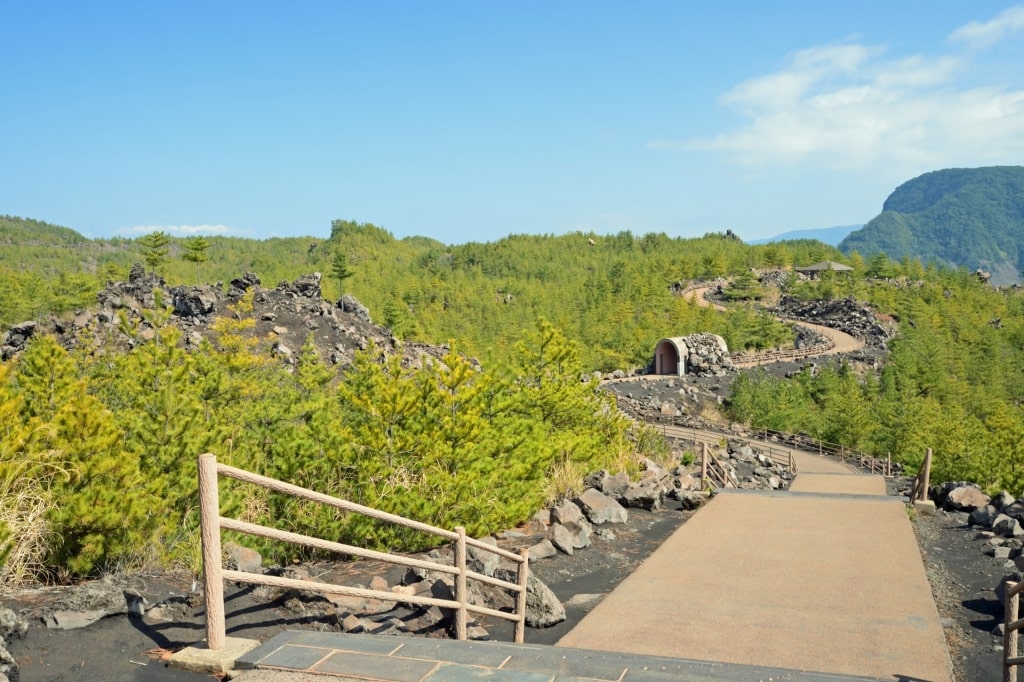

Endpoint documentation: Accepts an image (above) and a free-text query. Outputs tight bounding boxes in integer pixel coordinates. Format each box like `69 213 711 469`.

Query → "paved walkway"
556 467 953 681
215 450 952 681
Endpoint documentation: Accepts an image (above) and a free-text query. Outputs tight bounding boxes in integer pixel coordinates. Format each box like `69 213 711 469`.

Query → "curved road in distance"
686 286 864 362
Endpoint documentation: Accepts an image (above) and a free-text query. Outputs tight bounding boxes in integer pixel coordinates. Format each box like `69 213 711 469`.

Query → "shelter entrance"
654 338 684 376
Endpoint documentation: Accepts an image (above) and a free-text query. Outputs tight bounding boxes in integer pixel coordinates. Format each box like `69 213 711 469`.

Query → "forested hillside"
840 166 1024 285
730 266 1024 494
1 216 844 369
1 304 664 583
6 213 1024 583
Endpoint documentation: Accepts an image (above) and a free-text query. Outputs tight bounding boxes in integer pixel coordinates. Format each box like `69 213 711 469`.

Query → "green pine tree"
140 231 171 271
183 236 211 282
331 251 354 293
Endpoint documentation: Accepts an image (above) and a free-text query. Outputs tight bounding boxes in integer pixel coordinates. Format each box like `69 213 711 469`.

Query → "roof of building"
796 260 854 272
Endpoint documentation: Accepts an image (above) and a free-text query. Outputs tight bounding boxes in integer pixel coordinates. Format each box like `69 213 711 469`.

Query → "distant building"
795 261 854 279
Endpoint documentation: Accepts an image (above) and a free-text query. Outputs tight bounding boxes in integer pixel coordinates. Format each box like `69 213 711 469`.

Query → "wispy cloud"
654 6 1024 178
950 4 1024 49
117 224 235 237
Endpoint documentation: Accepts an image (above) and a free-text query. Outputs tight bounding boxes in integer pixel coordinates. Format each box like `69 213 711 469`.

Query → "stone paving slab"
235 631 879 681
556 491 953 681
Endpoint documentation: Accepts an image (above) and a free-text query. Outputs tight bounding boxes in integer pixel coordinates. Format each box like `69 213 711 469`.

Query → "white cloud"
950 4 1024 49
662 19 1024 179
118 224 234 236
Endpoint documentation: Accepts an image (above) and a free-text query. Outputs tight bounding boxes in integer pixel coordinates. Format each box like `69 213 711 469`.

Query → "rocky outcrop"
95 263 165 312
229 271 261 295
0 265 458 374
170 285 218 320
773 295 894 350
494 568 566 628
0 605 28 682
575 489 628 525
933 482 991 512
0 321 37 360
680 333 734 377
278 272 323 299
339 293 372 323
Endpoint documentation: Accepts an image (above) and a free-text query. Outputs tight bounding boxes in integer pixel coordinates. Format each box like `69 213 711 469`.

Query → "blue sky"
2 2 1022 244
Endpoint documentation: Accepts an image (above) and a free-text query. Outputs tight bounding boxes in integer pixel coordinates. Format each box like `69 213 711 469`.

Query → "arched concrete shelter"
653 333 732 377
653 337 688 376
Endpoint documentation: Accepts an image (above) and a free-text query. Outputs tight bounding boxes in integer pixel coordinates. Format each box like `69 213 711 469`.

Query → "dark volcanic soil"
913 507 1007 682
3 506 692 682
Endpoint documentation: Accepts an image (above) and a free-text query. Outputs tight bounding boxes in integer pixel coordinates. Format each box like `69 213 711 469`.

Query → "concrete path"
686 286 866 363
556 468 953 681
789 449 861 475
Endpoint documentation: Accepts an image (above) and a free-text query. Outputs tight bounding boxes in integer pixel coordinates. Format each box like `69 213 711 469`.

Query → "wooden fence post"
198 453 226 651
887 452 892 477
1006 582 1019 682
701 442 708 483
454 526 468 640
515 548 529 644
921 448 933 502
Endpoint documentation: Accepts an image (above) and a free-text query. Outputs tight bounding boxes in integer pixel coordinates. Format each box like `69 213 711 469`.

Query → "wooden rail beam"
196 454 528 650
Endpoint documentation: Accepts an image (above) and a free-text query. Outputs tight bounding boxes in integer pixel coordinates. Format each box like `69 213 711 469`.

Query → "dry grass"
145 647 177 662
543 457 590 505
0 482 53 585
699 403 728 425
238 487 270 525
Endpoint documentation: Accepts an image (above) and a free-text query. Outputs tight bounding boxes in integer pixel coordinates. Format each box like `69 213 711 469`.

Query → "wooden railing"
643 417 904 479
907 448 933 503
647 419 796 476
730 324 836 367
699 441 736 489
197 453 529 651
1005 579 1024 681
753 427 892 475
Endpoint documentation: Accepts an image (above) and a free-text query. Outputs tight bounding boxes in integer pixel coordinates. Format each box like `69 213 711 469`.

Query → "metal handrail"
197 453 529 650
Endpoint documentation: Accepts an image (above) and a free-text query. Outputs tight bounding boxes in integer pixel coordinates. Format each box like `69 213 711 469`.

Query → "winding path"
686 286 864 366
553 289 954 678
557 443 953 680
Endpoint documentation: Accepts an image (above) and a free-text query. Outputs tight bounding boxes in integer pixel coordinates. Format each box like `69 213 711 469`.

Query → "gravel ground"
912 506 1007 682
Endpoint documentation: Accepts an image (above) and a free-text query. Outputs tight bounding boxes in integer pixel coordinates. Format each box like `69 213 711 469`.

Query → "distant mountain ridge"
747 225 860 246
840 166 1024 285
